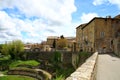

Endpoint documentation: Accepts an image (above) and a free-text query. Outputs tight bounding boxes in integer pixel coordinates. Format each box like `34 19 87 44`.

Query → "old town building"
76 14 120 56
46 36 76 51
46 36 59 48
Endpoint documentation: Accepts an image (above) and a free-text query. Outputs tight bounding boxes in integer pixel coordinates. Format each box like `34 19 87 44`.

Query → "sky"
0 0 120 43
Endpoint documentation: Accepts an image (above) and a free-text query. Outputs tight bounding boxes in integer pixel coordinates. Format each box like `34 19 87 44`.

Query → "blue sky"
0 0 120 43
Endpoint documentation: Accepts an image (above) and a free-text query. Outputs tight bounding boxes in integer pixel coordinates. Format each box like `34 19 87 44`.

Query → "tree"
1 40 24 59
60 35 64 39
57 35 67 49
0 44 4 53
1 43 9 55
52 39 56 48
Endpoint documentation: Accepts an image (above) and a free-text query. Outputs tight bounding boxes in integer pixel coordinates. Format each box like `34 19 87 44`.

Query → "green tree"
0 44 4 53
1 43 9 55
1 40 24 60
57 35 67 49
52 39 56 48
60 35 64 39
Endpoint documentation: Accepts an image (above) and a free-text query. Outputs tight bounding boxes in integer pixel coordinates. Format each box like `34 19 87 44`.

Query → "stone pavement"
97 53 120 80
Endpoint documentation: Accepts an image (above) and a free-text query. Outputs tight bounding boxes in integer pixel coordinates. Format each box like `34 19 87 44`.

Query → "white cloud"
0 0 76 25
93 0 120 9
80 13 99 23
0 0 77 43
109 0 120 8
93 0 107 5
0 11 22 41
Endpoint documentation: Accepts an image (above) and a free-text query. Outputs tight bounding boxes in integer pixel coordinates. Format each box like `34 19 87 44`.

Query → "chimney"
106 15 111 18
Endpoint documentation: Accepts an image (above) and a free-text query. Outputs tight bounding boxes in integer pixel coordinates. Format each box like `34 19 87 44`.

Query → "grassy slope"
9 60 40 68
0 55 10 61
0 75 36 80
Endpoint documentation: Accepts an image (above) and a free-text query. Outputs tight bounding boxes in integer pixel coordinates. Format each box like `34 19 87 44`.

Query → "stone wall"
26 51 72 64
114 38 120 57
66 52 98 80
8 69 43 80
7 68 52 80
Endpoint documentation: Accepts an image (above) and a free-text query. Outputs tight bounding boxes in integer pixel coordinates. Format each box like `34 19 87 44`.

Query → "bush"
9 60 40 68
1 40 24 60
52 75 65 80
0 55 10 61
74 52 91 68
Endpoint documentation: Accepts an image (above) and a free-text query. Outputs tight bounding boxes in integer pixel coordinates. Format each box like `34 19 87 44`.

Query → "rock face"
66 52 98 80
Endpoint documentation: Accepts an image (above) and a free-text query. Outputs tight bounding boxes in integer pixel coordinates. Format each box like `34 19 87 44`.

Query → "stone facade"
76 15 120 54
46 36 76 51
46 36 59 48
113 38 120 56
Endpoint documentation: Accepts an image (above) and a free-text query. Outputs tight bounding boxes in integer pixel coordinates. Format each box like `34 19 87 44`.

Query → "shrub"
0 75 35 80
9 60 40 68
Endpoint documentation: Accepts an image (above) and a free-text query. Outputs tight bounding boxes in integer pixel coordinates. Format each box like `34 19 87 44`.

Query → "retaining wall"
26 51 72 64
66 52 98 80
7 68 52 80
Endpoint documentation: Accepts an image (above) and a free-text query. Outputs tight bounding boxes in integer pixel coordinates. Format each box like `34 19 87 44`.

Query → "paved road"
96 54 120 80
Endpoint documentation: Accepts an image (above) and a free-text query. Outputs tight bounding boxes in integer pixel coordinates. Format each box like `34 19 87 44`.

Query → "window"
100 32 105 38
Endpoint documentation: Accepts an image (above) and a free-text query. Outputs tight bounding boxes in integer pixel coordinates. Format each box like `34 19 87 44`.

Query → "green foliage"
57 38 67 49
0 44 3 53
51 51 61 63
0 55 11 69
53 39 56 48
50 51 75 79
0 75 36 80
74 52 91 69
1 43 9 55
60 35 64 39
57 67 74 77
79 51 91 59
51 51 61 69
0 55 10 61
1 40 24 60
52 75 65 80
52 66 74 80
9 60 40 68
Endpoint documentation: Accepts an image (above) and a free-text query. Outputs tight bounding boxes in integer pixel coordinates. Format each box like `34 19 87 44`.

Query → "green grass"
0 75 36 80
9 60 40 68
52 75 65 80
0 55 10 61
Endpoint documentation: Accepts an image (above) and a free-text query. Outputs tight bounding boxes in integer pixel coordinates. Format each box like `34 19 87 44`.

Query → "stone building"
46 36 76 51
46 36 59 48
66 37 76 51
24 43 42 51
76 14 120 55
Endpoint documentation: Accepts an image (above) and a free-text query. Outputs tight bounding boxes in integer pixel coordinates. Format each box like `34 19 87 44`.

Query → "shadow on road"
98 52 120 59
